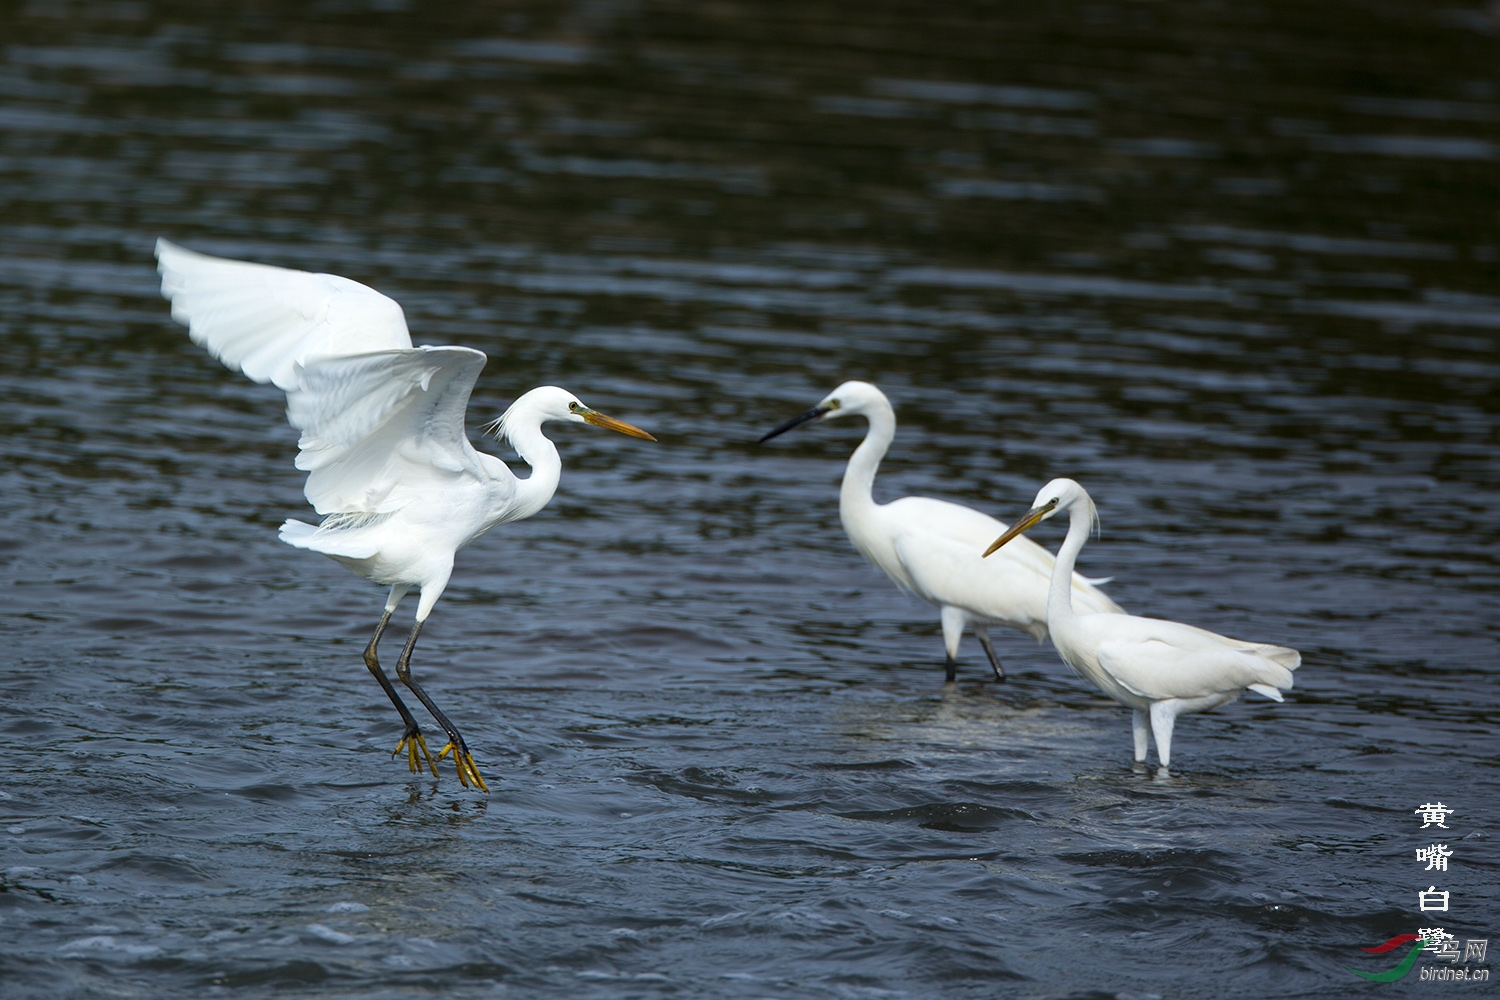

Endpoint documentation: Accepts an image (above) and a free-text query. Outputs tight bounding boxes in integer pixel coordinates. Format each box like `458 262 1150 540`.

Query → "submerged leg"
939 606 965 683
1131 709 1151 763
973 625 1006 682
1148 700 1180 770
393 617 488 792
364 586 437 777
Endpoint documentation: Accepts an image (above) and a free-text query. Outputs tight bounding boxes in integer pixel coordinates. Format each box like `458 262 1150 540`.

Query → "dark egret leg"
364 587 438 777
1131 709 1151 764
973 626 1006 682
393 618 488 792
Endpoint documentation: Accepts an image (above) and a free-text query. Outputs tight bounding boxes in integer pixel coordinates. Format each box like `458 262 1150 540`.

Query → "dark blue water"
3 2 1498 997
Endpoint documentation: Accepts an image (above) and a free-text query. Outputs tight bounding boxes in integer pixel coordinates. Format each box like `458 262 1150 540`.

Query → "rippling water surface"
3 2 1499 997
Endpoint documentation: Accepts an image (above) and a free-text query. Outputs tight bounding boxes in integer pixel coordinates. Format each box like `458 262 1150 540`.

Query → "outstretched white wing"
156 238 412 391
158 239 504 516
289 347 495 515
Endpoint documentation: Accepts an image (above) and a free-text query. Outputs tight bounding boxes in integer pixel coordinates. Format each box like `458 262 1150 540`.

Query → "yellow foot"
392 730 440 777
437 742 490 792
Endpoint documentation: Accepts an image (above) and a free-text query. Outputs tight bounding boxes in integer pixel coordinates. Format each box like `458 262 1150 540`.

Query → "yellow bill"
982 499 1058 558
581 408 657 441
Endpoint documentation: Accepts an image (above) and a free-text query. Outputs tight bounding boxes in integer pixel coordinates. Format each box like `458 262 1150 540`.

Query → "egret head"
757 380 889 443
486 386 656 442
983 478 1096 557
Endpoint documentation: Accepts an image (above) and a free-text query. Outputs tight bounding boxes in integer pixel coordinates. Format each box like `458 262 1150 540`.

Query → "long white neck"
1047 500 1094 629
504 422 561 522
838 398 896 529
493 396 564 524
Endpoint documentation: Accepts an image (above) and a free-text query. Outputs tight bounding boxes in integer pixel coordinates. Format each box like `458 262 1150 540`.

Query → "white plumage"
156 239 655 790
159 242 412 390
985 477 1300 769
759 381 1124 681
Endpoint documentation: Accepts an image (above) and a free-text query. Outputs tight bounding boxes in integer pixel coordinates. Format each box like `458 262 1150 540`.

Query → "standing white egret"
758 381 1124 681
156 239 656 790
985 478 1300 769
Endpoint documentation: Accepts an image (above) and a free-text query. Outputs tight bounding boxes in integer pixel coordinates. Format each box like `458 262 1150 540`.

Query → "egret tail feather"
1247 683 1284 701
278 518 380 559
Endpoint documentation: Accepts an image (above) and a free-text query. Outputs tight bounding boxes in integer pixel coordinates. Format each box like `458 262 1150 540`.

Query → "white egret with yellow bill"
985 477 1299 769
156 239 656 790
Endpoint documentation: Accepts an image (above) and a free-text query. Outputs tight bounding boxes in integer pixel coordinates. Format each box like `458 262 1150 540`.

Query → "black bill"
757 405 831 443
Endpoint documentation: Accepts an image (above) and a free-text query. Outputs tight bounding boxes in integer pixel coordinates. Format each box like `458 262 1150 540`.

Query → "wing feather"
1095 621 1298 701
157 239 499 516
156 238 412 390
287 347 492 515
884 496 1125 624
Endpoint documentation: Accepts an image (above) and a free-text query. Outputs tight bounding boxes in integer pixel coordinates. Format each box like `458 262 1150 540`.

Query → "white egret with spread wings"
985 477 1299 769
758 381 1123 681
156 239 655 790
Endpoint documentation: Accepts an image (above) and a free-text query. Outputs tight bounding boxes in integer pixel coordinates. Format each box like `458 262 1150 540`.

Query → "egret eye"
568 401 580 413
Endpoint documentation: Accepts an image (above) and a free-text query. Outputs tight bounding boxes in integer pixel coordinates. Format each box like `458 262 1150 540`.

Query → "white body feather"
850 494 1122 644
